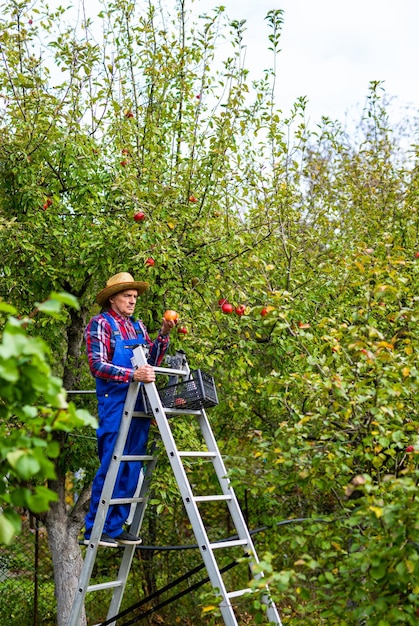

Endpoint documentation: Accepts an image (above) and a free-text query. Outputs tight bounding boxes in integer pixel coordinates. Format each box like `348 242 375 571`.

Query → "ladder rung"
209 539 249 550
151 408 202 415
154 366 189 376
227 587 253 599
194 495 232 502
87 580 123 593
109 496 146 505
178 451 216 458
120 454 155 461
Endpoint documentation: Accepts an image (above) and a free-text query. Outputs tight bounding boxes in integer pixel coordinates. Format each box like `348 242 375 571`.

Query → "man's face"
109 289 139 318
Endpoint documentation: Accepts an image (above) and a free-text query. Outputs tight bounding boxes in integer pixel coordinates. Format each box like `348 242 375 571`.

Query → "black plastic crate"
158 369 219 410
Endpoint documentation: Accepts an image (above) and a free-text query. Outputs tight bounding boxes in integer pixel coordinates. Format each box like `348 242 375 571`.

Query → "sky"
192 0 419 130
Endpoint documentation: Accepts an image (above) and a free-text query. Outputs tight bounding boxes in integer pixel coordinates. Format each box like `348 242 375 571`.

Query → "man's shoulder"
89 311 110 322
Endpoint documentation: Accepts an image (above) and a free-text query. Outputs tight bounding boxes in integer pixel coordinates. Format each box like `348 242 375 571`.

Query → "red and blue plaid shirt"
85 309 169 383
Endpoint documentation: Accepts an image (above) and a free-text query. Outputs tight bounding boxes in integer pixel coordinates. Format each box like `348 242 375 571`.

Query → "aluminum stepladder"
68 345 282 626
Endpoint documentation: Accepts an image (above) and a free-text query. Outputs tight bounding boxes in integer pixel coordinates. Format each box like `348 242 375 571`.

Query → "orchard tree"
1 0 419 624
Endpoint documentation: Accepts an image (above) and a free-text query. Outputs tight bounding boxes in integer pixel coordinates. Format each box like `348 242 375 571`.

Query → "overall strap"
101 311 121 338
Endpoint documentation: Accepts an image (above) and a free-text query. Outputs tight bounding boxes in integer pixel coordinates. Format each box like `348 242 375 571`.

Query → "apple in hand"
164 310 179 323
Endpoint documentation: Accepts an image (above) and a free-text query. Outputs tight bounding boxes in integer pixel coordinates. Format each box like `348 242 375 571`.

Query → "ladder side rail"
132 347 239 626
197 411 257 553
105 446 159 624
67 381 142 626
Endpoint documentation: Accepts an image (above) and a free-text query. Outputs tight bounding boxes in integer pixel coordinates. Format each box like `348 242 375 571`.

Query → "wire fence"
0 513 56 626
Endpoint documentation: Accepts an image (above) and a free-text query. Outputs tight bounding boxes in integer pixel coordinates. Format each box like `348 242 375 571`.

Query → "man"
84 272 176 547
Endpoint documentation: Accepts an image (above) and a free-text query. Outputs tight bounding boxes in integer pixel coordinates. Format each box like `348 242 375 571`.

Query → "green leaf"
25 486 58 513
7 450 41 479
0 509 21 545
0 301 17 314
49 291 80 310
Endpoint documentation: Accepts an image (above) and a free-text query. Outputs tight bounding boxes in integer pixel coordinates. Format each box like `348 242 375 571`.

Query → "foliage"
0 296 96 544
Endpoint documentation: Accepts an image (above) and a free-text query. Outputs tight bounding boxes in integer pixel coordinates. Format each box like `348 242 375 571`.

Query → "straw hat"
96 272 149 306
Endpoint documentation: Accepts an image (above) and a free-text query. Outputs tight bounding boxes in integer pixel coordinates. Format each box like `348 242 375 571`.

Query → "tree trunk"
46 470 91 626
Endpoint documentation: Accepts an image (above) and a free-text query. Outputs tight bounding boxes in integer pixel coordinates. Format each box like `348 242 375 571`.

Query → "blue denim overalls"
85 312 151 538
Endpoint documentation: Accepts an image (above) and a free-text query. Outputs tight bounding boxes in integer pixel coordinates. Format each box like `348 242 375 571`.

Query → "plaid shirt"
85 309 169 383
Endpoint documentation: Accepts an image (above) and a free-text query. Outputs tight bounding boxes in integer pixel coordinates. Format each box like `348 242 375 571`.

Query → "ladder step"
178 451 216 458
209 539 249 550
153 366 188 376
140 408 202 415
120 454 155 461
194 495 232 502
227 588 253 599
109 496 146 505
87 580 123 593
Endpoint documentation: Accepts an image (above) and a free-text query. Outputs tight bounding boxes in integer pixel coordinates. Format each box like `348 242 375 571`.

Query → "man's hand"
133 364 156 383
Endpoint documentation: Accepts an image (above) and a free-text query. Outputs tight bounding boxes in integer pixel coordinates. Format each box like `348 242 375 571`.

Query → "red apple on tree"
218 298 227 307
188 195 198 203
125 110 134 118
178 326 188 335
134 211 145 222
235 305 246 316
221 302 233 314
415 252 419 259
145 257 155 267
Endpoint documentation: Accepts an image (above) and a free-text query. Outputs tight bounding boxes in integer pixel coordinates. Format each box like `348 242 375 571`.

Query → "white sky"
192 0 419 130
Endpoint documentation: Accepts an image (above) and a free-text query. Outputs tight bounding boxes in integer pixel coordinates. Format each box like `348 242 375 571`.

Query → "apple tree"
1 0 419 623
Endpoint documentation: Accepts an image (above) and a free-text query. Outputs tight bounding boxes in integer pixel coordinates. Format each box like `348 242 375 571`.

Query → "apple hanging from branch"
221 302 234 314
